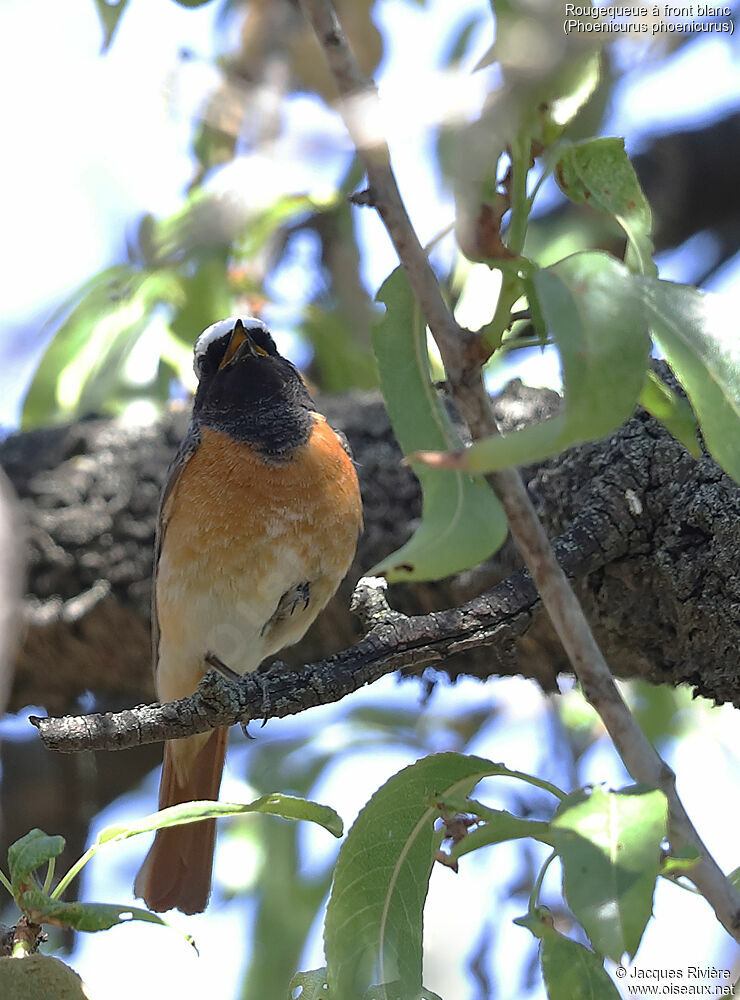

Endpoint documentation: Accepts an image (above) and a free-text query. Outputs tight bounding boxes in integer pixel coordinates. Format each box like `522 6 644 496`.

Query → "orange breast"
165 416 361 564
156 414 363 671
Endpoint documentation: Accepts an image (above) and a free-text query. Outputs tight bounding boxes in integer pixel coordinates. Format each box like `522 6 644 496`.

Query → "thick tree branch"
6 383 740 716
298 0 740 941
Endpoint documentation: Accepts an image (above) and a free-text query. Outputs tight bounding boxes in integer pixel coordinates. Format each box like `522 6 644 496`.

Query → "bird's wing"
151 423 201 673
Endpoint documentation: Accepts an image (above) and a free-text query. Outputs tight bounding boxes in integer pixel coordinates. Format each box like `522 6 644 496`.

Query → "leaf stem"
506 133 532 258
483 276 522 354
424 221 455 254
12 938 32 958
529 850 558 912
500 335 554 353
0 868 13 897
473 763 566 801
42 857 56 896
51 845 97 901
480 134 532 354
527 140 568 211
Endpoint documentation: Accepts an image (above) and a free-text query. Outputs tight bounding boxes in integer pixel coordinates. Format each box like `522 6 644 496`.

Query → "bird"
134 316 363 914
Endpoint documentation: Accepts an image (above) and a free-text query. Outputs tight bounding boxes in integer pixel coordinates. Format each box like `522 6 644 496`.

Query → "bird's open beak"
218 319 267 369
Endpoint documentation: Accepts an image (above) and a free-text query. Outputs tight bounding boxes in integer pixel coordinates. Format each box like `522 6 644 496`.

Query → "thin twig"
298 0 740 942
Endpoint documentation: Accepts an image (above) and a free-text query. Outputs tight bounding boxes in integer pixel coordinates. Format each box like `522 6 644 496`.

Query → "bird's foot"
255 670 272 728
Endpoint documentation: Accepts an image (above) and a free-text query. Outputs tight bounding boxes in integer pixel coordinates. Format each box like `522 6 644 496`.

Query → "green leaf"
290 968 330 999
521 268 549 347
361 985 443 1000
21 268 184 428
541 931 622 1000
92 0 129 51
53 794 343 904
728 866 740 892
152 190 242 259
428 253 650 474
21 265 135 427
234 193 317 262
98 794 343 844
659 845 700 877
239 740 353 998
153 189 315 263
302 307 379 392
533 53 601 149
516 909 622 999
17 888 176 934
639 370 700 458
551 785 668 962
8 830 65 892
369 267 507 581
434 764 566 809
634 278 740 483
169 251 232 350
324 753 505 999
67 272 181 418
537 254 651 425
449 809 554 862
624 679 694 748
244 821 333 999
555 138 656 276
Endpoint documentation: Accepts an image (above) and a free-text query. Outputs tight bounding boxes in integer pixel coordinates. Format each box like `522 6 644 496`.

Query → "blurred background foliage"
20 0 740 432
3 0 740 996
21 0 388 429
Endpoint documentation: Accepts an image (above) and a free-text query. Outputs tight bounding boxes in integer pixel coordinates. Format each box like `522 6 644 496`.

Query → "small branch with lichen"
29 498 639 754
28 572 540 752
299 0 740 943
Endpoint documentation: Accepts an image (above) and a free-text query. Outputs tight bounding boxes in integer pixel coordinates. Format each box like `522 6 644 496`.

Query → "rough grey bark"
3 371 739 718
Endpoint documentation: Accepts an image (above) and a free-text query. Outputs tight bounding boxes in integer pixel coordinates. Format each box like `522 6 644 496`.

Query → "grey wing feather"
332 426 354 461
150 422 201 673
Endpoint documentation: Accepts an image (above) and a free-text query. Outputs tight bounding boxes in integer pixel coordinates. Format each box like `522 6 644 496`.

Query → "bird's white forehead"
193 316 269 359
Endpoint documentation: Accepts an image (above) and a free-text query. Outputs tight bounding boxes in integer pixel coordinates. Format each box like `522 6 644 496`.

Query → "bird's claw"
255 671 271 728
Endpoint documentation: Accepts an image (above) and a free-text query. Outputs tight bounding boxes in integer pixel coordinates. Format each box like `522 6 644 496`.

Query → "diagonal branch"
29 574 534 752
298 0 740 942
27 528 573 752
295 0 469 382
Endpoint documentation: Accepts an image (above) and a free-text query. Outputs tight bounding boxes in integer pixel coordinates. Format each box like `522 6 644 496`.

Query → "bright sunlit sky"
3 0 740 424
2 1 740 998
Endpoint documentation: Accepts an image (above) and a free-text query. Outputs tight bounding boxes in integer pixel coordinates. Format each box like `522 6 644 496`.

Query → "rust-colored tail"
134 727 228 914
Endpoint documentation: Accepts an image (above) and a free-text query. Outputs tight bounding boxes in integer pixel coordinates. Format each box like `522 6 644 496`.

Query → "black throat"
193 354 315 461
